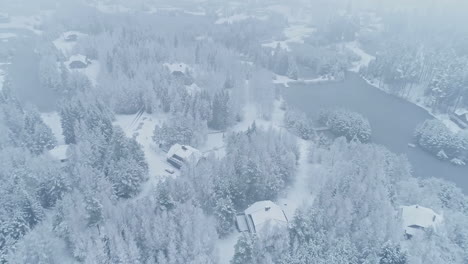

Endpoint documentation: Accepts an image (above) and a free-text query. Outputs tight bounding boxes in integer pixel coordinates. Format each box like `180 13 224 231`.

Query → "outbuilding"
166 144 202 169
236 200 288 234
400 205 443 239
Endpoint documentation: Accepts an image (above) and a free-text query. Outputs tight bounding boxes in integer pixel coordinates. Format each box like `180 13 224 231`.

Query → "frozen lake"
284 72 468 193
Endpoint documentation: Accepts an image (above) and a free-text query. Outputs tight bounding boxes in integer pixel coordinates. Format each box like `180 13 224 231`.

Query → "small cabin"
400 205 443 239
236 200 288 234
166 144 202 169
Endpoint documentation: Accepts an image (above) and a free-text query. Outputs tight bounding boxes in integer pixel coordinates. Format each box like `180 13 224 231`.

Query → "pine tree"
379 242 407 264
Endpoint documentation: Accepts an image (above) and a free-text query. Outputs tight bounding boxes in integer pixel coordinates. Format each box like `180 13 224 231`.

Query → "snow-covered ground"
0 33 16 40
163 62 192 73
262 24 316 52
273 74 334 87
41 112 65 145
345 41 375 72
53 31 87 57
114 112 179 197
215 14 250 24
90 2 132 14
0 15 43 34
0 70 5 91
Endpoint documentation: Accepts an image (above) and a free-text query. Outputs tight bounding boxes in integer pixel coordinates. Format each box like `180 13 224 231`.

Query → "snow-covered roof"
166 144 202 163
454 108 468 116
67 54 88 66
163 62 192 74
401 205 443 237
245 200 288 233
48 145 70 161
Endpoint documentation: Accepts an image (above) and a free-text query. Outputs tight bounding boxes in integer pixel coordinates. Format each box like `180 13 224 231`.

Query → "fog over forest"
0 0 468 263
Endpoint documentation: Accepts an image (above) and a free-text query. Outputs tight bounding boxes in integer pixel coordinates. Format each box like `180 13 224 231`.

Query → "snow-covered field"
273 74 334 87
163 62 192 73
41 112 65 145
0 15 43 34
53 31 87 57
0 69 5 91
346 41 375 72
215 13 250 24
0 33 16 40
263 24 316 52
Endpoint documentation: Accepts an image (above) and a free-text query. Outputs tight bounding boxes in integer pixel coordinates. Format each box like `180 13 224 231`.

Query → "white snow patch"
185 83 201 95
114 113 174 197
273 74 334 87
163 62 192 74
0 15 43 35
91 2 132 14
0 70 5 91
262 24 316 52
217 232 240 264
184 10 206 16
53 31 87 57
48 145 69 161
0 33 16 39
215 14 250 24
279 139 316 219
345 41 375 72
41 112 65 145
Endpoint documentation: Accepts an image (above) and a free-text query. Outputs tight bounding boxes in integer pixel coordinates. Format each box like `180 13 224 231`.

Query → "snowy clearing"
262 24 316 51
346 41 375 72
163 62 192 73
0 70 5 91
53 31 87 57
91 2 132 14
273 74 334 87
0 15 43 34
215 14 250 24
0 33 16 39
114 113 175 197
41 112 65 145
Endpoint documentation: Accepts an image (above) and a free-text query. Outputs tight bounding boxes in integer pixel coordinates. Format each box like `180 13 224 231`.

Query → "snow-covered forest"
0 0 468 263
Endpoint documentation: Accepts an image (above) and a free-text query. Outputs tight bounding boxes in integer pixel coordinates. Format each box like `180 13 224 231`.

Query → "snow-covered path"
279 139 315 218
346 41 375 72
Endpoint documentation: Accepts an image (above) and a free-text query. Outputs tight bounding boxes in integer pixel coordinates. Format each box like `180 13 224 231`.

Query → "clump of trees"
153 115 207 149
284 108 314 140
319 108 372 142
414 119 468 163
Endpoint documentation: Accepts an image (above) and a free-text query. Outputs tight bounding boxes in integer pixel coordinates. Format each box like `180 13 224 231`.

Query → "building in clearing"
236 200 288 234
48 145 70 163
400 205 443 239
166 144 202 169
